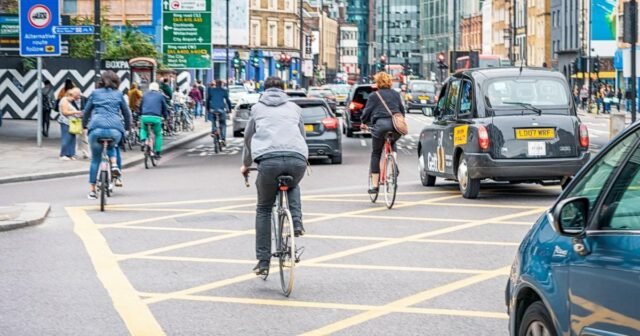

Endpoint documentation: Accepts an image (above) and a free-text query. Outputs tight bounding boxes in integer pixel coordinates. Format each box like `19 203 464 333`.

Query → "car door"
561 129 640 335
438 78 462 176
423 80 458 177
448 78 474 172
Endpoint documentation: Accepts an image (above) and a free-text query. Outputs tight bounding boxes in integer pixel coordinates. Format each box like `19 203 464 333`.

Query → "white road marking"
361 140 367 147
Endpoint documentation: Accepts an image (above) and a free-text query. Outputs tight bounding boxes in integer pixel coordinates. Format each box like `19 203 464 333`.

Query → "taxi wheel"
518 302 556 336
419 151 436 186
457 153 480 199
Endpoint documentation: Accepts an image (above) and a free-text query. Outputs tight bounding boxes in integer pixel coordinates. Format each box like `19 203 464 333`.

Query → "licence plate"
515 128 556 140
419 96 429 100
304 125 314 132
528 141 546 156
420 100 427 104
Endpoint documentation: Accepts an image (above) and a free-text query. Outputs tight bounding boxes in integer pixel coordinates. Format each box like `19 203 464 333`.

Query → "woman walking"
82 71 132 199
58 88 83 160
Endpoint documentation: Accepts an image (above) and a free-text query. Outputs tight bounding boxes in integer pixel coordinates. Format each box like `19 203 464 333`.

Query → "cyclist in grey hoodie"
241 77 309 276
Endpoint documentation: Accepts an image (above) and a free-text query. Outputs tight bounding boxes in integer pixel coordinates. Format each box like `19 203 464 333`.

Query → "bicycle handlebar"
243 167 258 188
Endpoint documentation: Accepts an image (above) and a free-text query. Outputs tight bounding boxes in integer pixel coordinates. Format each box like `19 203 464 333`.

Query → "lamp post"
94 0 101 82
226 0 230 85
300 0 304 88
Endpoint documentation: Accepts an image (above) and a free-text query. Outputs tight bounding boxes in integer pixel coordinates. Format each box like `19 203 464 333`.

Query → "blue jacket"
140 91 169 118
83 88 131 134
207 87 232 111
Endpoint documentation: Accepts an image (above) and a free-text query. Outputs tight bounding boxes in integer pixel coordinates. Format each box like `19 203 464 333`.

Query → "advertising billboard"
591 0 618 57
212 0 249 46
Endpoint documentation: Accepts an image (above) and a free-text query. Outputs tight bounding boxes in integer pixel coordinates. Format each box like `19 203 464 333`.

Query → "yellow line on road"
105 197 256 208
412 238 521 247
139 293 507 319
66 207 165 336
303 190 459 199
100 225 243 234
431 202 541 210
106 207 200 213
300 266 511 335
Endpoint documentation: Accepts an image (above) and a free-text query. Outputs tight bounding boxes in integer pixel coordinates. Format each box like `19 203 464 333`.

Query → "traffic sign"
53 25 94 35
19 0 61 56
0 14 19 53
162 0 211 69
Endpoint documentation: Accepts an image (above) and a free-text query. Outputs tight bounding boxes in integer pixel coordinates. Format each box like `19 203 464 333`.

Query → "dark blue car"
506 121 640 336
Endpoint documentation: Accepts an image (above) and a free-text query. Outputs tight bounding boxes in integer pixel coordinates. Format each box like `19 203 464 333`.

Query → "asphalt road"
0 114 565 335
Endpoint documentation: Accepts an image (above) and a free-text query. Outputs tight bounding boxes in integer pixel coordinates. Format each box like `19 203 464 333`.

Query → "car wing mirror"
552 197 589 236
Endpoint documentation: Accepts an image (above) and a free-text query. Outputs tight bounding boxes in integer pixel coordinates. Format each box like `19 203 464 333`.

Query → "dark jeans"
42 108 50 136
209 109 227 141
88 128 122 184
255 155 307 261
59 123 76 157
370 124 400 174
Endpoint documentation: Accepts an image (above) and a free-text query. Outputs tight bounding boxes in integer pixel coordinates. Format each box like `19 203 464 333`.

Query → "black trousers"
42 108 51 135
370 130 400 173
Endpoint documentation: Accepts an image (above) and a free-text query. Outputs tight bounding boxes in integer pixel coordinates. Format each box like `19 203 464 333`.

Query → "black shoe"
368 187 379 194
294 223 305 237
253 260 270 275
221 140 226 147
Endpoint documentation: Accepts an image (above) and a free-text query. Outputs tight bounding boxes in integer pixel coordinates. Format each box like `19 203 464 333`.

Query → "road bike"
245 168 301 297
96 137 117 212
143 122 157 169
368 132 399 209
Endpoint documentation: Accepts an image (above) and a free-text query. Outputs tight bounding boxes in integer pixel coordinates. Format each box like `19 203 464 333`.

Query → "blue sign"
53 25 94 35
19 0 61 56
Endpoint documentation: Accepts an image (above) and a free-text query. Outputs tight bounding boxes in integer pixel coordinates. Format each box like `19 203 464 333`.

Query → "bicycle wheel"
144 145 150 169
383 154 398 209
213 135 221 154
99 170 108 212
279 209 295 297
368 171 378 203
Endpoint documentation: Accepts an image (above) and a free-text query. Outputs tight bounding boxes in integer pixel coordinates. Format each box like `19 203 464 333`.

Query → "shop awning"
571 71 616 79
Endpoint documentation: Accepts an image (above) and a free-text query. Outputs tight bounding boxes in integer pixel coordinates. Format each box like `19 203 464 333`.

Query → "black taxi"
418 68 591 199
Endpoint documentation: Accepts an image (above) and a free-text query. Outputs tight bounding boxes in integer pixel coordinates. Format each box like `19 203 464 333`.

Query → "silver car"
232 93 261 137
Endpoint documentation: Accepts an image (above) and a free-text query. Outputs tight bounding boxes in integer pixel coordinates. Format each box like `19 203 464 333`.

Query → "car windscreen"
331 86 350 95
485 78 571 115
299 105 329 122
353 87 374 104
410 82 436 93
309 90 333 97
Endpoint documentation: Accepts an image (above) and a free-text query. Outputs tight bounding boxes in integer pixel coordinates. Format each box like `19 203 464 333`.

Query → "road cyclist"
240 77 309 287
82 71 132 200
207 79 232 148
361 71 406 208
139 82 169 160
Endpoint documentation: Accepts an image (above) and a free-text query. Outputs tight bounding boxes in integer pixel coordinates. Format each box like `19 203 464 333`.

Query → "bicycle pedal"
295 246 305 263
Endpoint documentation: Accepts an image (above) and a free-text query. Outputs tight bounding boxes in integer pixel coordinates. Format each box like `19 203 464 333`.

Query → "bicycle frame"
379 136 394 185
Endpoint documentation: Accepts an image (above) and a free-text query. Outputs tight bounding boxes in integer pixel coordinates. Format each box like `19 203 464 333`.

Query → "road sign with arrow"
162 0 211 69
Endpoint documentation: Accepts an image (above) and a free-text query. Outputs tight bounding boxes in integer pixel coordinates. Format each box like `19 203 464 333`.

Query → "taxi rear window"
485 78 570 114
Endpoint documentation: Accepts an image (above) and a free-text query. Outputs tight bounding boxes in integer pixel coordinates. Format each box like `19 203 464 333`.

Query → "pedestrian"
625 88 633 112
42 80 55 137
207 79 232 146
82 71 132 199
615 88 622 112
160 77 173 101
188 83 203 118
579 86 588 110
139 82 169 159
604 86 614 114
240 76 309 275
128 83 143 113
573 86 580 108
58 87 83 160
72 91 90 159
197 79 206 116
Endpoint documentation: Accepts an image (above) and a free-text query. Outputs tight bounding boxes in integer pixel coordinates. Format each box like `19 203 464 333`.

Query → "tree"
69 16 157 60
0 0 18 14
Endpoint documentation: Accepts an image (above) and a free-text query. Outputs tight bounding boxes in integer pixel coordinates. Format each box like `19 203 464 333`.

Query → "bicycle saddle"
277 175 294 186
97 137 114 143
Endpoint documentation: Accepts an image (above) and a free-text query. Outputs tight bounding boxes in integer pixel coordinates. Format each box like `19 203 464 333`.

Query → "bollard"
609 112 627 139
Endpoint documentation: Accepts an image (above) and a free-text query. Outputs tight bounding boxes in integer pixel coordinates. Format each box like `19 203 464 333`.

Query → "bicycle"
143 122 157 169
368 132 399 209
96 137 116 212
244 168 301 297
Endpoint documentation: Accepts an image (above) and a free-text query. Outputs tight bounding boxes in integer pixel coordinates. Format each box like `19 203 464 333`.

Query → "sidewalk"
577 107 635 124
0 118 210 184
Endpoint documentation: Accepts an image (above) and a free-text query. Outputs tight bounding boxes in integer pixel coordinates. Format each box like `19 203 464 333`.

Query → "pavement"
0 202 50 231
0 114 561 335
0 118 211 184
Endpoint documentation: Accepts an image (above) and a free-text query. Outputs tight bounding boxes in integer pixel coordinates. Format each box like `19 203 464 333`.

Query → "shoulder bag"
376 91 408 135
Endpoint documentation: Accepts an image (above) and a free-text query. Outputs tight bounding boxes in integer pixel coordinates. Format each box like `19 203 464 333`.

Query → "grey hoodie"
242 88 308 167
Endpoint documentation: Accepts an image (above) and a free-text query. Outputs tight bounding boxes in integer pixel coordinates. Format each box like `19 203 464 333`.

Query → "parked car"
231 93 261 137
227 85 249 108
308 88 338 113
405 80 438 114
290 98 342 164
417 68 591 198
343 84 377 137
506 120 640 336
285 90 307 98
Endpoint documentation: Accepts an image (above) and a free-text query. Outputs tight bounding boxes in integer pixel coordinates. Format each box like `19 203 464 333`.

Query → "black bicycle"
96 137 116 211
143 122 157 169
244 168 300 297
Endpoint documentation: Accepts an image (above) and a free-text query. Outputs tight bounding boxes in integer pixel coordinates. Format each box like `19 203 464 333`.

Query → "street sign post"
53 25 94 35
19 0 61 147
162 0 212 69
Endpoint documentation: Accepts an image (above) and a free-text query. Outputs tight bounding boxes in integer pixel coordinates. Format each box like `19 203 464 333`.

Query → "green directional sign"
162 0 211 69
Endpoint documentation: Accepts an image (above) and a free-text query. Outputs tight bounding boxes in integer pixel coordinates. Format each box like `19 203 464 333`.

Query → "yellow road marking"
430 202 541 210
138 293 508 319
303 190 459 199
412 238 521 247
302 198 414 205
106 207 200 213
66 207 165 336
144 206 543 305
300 266 511 335
116 230 253 261
100 226 243 234
105 197 256 208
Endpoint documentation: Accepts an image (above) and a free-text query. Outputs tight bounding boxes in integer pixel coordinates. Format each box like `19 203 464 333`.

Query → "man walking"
207 79 232 146
240 77 309 275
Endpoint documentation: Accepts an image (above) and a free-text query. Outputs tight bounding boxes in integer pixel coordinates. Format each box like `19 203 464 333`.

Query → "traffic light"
232 51 241 69
251 51 260 68
571 61 577 75
436 52 448 69
593 57 600 74
277 53 291 69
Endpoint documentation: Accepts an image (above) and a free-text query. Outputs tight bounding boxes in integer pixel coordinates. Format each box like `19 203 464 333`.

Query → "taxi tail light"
322 117 338 130
478 125 490 150
579 124 589 148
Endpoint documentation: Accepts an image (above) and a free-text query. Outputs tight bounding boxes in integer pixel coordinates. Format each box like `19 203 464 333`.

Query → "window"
268 22 277 47
251 0 260 9
443 80 460 118
599 140 640 230
251 20 261 46
459 80 472 115
284 23 294 47
269 0 277 10
284 0 293 12
566 131 640 213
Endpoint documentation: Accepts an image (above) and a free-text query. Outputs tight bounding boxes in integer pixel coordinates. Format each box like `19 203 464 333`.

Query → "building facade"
551 0 582 81
526 0 551 67
339 24 359 76
62 0 153 26
374 0 422 77
481 0 493 55
346 0 374 78
419 0 450 79
460 12 482 52
491 0 511 62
